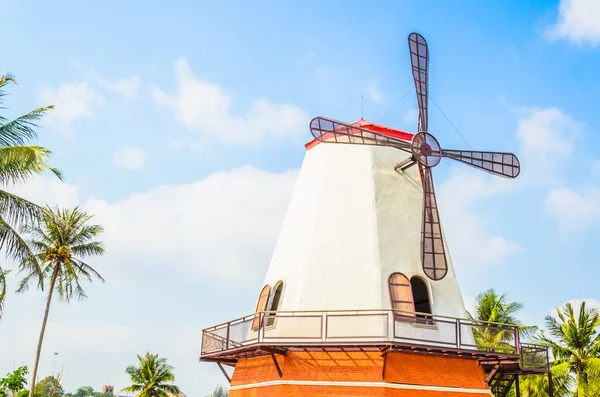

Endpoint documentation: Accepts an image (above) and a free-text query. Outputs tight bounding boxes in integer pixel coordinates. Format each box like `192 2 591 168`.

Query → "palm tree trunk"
28 265 59 397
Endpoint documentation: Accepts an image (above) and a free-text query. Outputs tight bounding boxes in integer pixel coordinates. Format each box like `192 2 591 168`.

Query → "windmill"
309 32 520 282
199 32 549 397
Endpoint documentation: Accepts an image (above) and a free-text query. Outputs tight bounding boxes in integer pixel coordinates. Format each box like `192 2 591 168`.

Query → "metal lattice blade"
310 117 411 152
409 33 429 132
442 149 520 178
419 165 448 281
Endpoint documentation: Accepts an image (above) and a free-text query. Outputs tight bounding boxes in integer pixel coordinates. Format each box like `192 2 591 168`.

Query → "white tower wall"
257 143 470 343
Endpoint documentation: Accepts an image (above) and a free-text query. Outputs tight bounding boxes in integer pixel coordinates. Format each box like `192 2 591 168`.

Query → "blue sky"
1 0 600 395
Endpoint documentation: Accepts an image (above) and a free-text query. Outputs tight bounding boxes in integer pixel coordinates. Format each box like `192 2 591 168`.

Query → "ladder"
486 364 517 397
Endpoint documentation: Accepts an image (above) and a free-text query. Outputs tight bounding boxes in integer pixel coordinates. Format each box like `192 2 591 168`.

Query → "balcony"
200 308 549 374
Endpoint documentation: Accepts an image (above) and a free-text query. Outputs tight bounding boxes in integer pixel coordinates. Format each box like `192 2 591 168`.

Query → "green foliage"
16 390 39 397
467 288 536 349
33 377 62 397
205 385 228 397
0 72 61 319
73 386 94 397
539 302 600 397
120 352 181 397
0 366 29 394
508 364 573 397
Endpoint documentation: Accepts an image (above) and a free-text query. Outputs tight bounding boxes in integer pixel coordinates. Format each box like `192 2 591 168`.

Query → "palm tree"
539 302 600 397
510 364 573 397
120 353 181 397
205 386 228 397
0 72 62 319
18 207 105 397
467 288 536 350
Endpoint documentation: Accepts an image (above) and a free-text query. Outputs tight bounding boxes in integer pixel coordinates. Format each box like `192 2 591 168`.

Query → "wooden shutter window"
251 285 271 331
389 273 415 320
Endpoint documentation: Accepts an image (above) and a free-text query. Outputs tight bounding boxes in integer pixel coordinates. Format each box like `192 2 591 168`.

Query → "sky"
1 0 600 395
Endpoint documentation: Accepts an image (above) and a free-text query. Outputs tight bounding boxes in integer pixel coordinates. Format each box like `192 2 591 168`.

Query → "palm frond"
0 188 42 226
0 106 55 147
0 214 40 266
587 358 600 378
0 146 62 184
0 267 11 319
71 258 105 282
70 241 105 258
0 73 17 105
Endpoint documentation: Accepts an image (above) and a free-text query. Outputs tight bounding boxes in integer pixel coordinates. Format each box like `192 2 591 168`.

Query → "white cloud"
548 298 600 317
97 76 140 99
545 186 600 231
402 108 419 127
439 170 524 268
515 107 579 158
39 82 102 134
367 80 384 103
7 175 80 208
0 165 298 395
113 147 148 170
7 166 298 283
547 0 600 46
86 68 141 99
514 107 583 186
510 109 600 233
438 107 584 267
152 58 309 144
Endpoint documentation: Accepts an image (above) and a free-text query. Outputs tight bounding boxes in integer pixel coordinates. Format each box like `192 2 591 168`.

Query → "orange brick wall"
229 351 490 397
385 352 487 388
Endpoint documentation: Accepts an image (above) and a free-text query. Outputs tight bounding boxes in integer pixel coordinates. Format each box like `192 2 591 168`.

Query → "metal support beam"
260 346 287 356
217 362 231 384
394 157 417 172
485 364 500 385
515 375 520 397
200 357 237 365
270 353 283 378
548 371 554 397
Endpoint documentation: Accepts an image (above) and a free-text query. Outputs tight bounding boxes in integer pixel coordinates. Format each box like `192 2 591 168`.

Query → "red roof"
305 118 414 150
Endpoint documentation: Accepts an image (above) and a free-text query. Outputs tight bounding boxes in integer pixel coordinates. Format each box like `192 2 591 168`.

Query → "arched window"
251 284 271 331
266 281 284 327
410 277 433 324
388 273 415 320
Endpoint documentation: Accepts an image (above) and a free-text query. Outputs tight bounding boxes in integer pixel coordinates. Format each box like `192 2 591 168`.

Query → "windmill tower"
200 33 551 397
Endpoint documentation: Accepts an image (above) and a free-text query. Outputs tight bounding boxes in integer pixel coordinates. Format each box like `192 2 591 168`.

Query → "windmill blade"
409 32 429 132
419 165 448 281
442 149 520 178
310 117 411 152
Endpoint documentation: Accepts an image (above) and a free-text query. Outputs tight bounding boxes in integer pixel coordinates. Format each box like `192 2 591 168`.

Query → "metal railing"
200 309 542 360
521 343 550 369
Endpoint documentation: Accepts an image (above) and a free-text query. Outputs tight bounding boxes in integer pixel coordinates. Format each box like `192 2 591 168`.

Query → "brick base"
229 351 491 396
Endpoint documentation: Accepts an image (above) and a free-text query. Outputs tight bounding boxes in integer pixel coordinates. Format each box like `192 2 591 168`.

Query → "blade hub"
411 132 441 167
420 142 432 156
